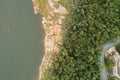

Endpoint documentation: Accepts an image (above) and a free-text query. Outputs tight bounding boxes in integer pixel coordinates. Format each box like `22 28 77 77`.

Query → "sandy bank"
32 0 68 80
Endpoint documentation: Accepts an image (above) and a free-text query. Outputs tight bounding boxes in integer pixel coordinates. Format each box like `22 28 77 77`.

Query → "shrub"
116 44 120 54
105 57 115 69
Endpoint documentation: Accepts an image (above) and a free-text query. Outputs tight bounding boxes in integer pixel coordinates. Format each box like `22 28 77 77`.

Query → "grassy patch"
58 0 71 11
38 0 50 17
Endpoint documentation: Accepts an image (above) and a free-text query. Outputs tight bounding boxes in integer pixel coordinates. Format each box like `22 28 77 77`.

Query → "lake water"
0 0 43 80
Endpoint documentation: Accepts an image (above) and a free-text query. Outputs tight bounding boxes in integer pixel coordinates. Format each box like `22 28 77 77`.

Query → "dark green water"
0 0 43 80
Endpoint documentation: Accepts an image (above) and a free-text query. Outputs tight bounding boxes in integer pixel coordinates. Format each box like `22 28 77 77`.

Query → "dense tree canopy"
42 0 120 80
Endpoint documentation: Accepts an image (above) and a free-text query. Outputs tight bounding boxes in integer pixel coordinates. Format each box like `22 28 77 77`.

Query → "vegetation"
58 0 71 11
105 57 115 69
38 0 50 17
116 44 120 54
109 76 120 80
42 0 120 80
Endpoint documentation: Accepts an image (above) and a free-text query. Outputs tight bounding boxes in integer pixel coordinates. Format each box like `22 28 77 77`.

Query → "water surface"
0 0 43 80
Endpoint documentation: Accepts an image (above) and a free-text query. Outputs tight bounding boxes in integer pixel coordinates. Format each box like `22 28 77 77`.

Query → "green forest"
43 0 120 80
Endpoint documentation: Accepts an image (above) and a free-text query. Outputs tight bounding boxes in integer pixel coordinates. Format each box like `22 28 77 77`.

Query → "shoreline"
32 0 68 80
